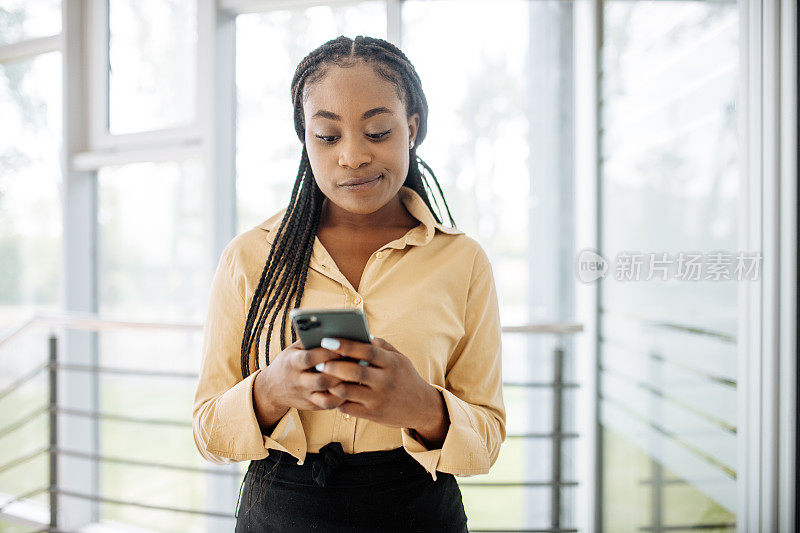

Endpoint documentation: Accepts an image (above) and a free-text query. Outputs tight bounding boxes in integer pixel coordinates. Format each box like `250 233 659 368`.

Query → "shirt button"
344 413 351 420
353 296 362 305
376 251 383 259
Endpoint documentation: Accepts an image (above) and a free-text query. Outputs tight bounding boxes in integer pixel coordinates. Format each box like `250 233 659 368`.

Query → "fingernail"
321 337 340 350
315 362 325 372
369 334 374 340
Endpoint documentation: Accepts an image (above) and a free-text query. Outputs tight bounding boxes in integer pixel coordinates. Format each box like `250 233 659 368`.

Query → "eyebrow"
311 106 393 121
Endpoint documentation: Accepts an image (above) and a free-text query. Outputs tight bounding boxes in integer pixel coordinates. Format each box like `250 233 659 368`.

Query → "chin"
338 195 387 214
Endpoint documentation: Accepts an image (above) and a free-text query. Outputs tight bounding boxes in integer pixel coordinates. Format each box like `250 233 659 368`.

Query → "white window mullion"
574 3 601 532
777 0 798 530
199 0 237 270
738 0 797 530
71 140 202 171
196 1 239 528
85 0 109 151
61 0 100 529
386 0 401 46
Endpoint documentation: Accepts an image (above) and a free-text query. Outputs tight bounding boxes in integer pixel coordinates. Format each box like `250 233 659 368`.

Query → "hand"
317 336 447 436
256 338 352 412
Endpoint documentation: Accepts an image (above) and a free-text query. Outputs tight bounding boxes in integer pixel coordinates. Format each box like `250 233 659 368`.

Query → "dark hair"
239 35 456 381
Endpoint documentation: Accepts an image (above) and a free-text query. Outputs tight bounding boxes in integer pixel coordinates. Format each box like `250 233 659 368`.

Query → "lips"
341 174 382 186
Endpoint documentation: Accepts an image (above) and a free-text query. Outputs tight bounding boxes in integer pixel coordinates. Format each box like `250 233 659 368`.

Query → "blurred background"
0 0 796 532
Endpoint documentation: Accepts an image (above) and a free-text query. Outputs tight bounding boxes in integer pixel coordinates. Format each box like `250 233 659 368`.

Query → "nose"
338 135 372 169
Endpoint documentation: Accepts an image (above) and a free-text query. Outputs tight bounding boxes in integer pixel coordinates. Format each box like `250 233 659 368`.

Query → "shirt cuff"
401 384 491 481
206 368 307 463
263 406 308 465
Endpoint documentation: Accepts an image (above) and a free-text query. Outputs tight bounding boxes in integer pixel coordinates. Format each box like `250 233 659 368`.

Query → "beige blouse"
192 185 506 481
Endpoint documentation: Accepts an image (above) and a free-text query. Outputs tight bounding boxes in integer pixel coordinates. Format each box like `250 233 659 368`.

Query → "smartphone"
289 308 373 371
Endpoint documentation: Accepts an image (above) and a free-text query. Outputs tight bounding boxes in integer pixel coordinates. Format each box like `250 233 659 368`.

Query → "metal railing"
0 312 583 532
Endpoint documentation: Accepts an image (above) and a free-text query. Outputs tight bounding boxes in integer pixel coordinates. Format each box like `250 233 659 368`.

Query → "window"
108 0 197 134
0 52 62 328
599 2 739 529
98 160 205 321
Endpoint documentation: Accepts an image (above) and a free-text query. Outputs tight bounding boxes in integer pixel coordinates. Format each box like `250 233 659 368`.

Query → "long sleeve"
401 246 506 480
192 240 308 464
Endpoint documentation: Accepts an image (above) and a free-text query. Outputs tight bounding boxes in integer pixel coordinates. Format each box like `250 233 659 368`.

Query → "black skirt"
234 441 469 532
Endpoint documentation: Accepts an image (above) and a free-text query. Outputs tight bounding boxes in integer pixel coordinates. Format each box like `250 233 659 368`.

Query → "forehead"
304 62 404 119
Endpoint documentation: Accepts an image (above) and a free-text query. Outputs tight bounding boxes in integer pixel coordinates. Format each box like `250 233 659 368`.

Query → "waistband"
250 442 430 488
306 443 411 464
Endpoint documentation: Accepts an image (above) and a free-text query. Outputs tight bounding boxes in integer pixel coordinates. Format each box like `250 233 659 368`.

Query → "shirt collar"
257 185 463 247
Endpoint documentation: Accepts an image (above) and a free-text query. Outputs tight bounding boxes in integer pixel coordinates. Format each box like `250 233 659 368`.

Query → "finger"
371 336 399 353
308 390 344 410
319 337 387 368
327 381 371 404
274 339 304 361
336 401 367 418
320 359 377 386
291 346 347 371
299 370 343 392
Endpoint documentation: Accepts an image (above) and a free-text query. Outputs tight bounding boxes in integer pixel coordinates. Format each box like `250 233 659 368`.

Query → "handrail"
502 322 584 335
0 311 204 349
0 310 586 531
0 310 584 350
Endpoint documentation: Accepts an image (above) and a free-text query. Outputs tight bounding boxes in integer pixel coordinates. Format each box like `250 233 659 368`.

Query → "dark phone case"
289 308 372 350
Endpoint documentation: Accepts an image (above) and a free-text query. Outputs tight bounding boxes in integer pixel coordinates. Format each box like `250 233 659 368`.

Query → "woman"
192 35 506 532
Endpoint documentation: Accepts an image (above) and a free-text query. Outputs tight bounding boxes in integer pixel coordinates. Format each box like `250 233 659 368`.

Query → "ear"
407 112 420 146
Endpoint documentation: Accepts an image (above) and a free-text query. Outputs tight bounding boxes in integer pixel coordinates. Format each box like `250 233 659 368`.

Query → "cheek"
305 144 333 175
388 144 410 173
380 138 408 163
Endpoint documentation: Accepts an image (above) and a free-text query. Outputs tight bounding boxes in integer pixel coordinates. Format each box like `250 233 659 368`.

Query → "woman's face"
303 61 419 217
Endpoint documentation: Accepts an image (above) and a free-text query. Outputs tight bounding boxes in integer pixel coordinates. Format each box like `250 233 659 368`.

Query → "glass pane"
599 2 739 530
0 51 62 329
0 0 61 45
0 327 49 506
460 485 547 530
403 0 532 328
98 160 205 321
97 159 215 530
0 50 60 513
98 379 218 531
600 1 740 335
235 1 386 234
108 0 196 134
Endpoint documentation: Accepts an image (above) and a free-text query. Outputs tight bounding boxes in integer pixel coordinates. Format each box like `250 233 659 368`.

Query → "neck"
319 192 417 231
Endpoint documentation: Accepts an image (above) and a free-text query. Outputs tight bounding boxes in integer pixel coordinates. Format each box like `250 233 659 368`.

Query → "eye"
367 129 392 140
314 130 391 144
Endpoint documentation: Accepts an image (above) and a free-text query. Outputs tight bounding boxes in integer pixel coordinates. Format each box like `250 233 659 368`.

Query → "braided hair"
238 35 456 381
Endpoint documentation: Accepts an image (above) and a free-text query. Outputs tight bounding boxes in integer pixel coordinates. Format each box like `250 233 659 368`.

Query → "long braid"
239 149 308 376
